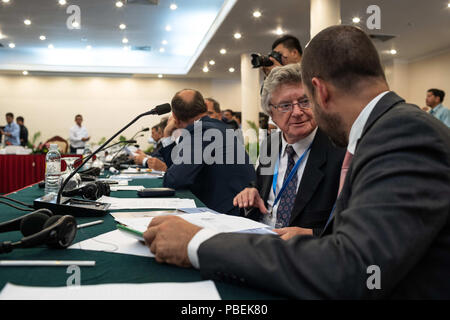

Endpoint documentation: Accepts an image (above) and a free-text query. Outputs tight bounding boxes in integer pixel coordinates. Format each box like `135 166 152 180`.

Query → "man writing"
142 26 449 298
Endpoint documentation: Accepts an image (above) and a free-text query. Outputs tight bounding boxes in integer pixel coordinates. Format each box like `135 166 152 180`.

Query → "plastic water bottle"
82 143 93 170
45 144 61 195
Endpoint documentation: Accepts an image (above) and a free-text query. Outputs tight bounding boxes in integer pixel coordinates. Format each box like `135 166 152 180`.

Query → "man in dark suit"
157 89 256 216
233 63 344 237
142 26 450 298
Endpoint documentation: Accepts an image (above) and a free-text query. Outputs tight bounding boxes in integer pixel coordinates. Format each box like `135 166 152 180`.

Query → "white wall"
0 75 241 150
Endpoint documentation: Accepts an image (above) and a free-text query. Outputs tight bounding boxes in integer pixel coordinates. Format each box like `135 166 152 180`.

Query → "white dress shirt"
69 125 89 149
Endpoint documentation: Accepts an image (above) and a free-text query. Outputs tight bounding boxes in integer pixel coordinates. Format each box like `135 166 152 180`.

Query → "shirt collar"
430 104 443 114
281 127 317 158
347 91 389 154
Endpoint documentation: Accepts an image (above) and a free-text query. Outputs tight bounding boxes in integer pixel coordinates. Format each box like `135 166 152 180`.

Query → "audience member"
69 114 90 154
222 109 239 130
426 88 450 127
234 63 345 237
142 25 450 299
16 116 29 147
1 112 20 146
263 34 303 76
205 98 222 120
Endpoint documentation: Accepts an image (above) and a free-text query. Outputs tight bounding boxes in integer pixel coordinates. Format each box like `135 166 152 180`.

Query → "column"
310 0 341 38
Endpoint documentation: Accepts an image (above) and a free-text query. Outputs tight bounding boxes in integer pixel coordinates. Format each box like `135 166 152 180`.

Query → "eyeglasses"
270 99 311 113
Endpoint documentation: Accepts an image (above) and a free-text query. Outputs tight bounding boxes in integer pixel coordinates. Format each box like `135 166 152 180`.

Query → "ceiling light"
162 40 168 45
158 74 163 78
202 66 209 73
229 67 235 73
275 27 284 35
22 71 28 76
39 35 46 40
219 48 227 55
209 60 215 65
122 37 128 44
8 43 15 48
233 32 242 39
119 23 126 30
448 3 450 8
170 3 177 10
115 1 123 8
165 25 172 32
48 44 54 49
159 47 165 53
2 0 11 3
253 11 262 18
352 17 361 23
24 19 31 26
86 45 92 50
58 0 67 5
390 49 397 55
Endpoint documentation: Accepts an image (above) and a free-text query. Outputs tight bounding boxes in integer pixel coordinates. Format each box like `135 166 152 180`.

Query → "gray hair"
261 63 303 115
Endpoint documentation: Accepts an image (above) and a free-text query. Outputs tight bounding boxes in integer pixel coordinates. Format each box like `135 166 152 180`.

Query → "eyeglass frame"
269 98 311 113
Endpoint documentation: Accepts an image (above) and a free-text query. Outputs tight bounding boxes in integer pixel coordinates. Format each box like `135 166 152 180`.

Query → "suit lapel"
289 129 326 224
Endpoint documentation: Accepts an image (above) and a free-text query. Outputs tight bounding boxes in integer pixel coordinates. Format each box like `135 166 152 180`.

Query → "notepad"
97 196 197 210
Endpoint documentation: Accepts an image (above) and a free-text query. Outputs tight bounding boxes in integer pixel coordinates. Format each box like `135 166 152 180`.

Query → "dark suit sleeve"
198 110 450 299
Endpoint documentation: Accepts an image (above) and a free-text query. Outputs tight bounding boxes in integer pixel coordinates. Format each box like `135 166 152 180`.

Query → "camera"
250 51 283 68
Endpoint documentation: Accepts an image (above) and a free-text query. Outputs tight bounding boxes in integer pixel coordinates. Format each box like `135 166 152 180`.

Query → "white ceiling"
1 0 449 78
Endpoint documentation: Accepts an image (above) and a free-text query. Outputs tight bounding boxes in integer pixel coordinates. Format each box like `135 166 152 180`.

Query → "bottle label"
45 162 61 174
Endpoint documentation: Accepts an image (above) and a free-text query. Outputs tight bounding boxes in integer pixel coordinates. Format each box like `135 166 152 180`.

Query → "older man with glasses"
233 63 345 238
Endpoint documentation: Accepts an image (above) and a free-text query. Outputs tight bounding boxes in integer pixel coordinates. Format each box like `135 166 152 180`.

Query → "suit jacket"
246 128 345 235
160 116 256 215
198 92 450 299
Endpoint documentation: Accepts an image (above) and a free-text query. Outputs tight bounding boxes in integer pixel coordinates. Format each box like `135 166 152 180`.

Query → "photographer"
261 35 303 76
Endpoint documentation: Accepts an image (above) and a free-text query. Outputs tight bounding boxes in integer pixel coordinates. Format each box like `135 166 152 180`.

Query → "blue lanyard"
272 143 312 208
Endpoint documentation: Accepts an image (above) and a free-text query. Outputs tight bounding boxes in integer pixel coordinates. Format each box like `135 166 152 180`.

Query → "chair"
45 136 69 154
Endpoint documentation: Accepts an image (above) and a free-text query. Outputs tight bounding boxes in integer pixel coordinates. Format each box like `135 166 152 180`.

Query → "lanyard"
271 143 312 209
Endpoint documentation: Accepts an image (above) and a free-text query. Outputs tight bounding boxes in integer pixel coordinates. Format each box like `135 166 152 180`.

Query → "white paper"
98 196 197 210
115 211 273 234
0 281 221 300
68 230 153 258
111 210 181 219
109 173 163 180
110 185 144 191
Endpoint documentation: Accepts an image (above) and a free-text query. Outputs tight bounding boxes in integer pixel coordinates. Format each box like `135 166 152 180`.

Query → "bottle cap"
50 144 58 150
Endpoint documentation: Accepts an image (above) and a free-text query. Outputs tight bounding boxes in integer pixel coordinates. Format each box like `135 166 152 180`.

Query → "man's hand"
143 216 202 267
133 152 147 165
262 57 283 76
233 187 268 214
163 115 177 138
274 227 313 240
81 136 90 142
146 157 167 172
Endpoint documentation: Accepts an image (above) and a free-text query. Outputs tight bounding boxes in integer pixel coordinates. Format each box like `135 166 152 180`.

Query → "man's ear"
311 77 330 110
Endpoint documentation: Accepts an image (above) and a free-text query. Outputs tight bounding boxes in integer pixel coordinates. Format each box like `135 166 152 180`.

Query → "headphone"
0 209 77 254
62 181 110 200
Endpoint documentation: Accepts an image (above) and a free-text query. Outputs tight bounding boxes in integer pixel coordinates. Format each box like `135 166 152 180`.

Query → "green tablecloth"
0 177 279 299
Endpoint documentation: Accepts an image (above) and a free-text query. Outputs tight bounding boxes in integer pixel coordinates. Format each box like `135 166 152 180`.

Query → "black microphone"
141 127 150 132
52 103 171 206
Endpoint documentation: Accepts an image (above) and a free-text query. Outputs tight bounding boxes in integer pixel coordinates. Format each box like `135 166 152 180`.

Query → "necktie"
338 150 353 195
276 145 298 228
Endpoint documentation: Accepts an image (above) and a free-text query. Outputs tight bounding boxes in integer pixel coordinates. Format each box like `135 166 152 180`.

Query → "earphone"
62 181 110 200
0 209 77 254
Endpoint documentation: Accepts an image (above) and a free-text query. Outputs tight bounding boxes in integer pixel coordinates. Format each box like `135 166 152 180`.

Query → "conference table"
0 174 279 300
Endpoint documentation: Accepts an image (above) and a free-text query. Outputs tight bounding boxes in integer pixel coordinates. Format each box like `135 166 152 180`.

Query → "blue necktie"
276 145 298 227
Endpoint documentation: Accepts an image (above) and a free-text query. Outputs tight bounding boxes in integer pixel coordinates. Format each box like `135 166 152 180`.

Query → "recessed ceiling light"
233 32 242 39
119 23 126 30
24 19 31 26
48 44 54 49
170 3 177 10
209 60 215 65
352 17 361 23
8 43 15 48
229 67 235 73
159 47 165 53
390 49 397 55
86 45 92 50
253 11 262 18
2 0 11 3
219 48 227 55
58 0 67 5
202 66 209 73
39 35 46 40
162 40 168 45
22 71 28 76
275 27 284 35
115 1 123 8
158 74 163 78
165 25 172 32
122 37 128 44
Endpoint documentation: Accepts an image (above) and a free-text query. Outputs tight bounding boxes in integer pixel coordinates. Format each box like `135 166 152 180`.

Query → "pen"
77 220 103 229
0 260 96 267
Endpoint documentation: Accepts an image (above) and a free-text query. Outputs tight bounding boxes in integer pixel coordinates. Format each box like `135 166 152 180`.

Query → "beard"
311 99 348 148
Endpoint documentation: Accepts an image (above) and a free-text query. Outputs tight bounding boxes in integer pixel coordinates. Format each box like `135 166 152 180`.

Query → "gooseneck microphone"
55 103 171 205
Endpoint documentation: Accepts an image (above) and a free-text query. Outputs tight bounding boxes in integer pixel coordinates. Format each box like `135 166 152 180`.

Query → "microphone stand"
34 104 171 217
